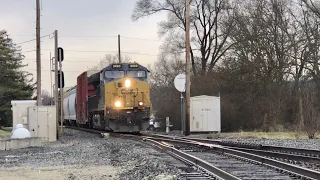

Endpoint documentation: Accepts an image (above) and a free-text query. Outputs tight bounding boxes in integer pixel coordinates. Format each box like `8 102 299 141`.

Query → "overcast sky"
1 0 166 96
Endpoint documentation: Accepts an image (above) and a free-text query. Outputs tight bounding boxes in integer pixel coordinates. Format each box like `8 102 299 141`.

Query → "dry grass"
0 130 10 137
0 127 12 137
190 131 320 139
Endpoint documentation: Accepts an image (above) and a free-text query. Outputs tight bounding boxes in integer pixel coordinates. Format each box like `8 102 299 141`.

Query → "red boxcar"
76 72 89 124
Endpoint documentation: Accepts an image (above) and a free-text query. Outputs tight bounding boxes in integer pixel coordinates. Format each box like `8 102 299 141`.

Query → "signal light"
58 47 64 62
58 70 64 88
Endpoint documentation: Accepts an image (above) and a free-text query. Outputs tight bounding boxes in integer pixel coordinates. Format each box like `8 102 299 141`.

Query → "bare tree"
148 51 185 129
132 0 236 76
32 90 54 105
225 0 295 130
299 80 320 138
87 54 132 75
302 0 320 18
41 90 54 105
136 0 320 133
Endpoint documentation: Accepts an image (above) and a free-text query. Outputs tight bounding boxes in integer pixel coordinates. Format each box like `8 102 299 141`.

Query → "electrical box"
27 106 57 142
190 95 221 133
11 100 37 129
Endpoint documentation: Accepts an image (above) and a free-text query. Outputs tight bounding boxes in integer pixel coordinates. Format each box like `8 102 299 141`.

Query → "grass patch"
190 131 320 140
0 127 12 137
1 127 12 132
0 130 10 137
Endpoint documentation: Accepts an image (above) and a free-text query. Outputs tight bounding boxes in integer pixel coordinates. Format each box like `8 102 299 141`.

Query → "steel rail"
144 136 320 180
143 138 241 180
177 136 320 158
101 133 240 179
63 128 320 179
226 146 320 164
257 145 320 157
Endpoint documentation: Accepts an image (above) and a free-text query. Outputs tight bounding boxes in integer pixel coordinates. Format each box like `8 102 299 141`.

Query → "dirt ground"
0 165 120 180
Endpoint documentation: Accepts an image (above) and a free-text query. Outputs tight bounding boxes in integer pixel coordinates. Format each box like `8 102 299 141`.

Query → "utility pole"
54 30 59 139
185 0 191 136
36 0 42 105
118 34 121 63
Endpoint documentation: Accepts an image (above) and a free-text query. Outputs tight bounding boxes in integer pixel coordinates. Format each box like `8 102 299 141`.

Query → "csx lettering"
121 89 134 94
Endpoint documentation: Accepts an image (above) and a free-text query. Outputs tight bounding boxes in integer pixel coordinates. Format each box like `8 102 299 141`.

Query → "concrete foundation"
0 137 42 151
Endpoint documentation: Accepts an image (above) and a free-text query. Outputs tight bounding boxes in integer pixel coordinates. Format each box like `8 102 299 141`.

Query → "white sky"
0 0 166 96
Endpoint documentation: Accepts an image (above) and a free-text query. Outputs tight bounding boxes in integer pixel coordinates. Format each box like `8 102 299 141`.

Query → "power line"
16 34 117 38
24 69 82 72
60 35 118 38
24 59 101 63
15 34 163 42
22 48 159 56
21 50 36 53
121 36 163 42
15 33 53 45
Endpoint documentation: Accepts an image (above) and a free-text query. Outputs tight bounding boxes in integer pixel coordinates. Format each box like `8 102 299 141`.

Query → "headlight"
125 79 130 88
115 101 121 107
138 101 143 106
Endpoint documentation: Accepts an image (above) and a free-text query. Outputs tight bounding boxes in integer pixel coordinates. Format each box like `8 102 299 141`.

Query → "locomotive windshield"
127 71 146 78
105 70 125 79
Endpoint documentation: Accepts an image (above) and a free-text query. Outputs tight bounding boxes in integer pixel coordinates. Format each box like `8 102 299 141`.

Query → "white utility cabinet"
11 100 37 129
190 95 221 133
27 106 57 142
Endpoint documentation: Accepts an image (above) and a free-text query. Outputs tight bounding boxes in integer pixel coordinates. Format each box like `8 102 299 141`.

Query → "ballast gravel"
142 130 185 137
217 138 320 150
145 130 320 150
0 128 184 180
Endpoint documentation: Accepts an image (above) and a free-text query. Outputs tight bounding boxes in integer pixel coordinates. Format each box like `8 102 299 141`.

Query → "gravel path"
0 128 185 180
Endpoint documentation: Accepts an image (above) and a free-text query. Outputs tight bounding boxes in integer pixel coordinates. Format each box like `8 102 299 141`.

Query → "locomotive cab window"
104 71 125 79
127 71 146 78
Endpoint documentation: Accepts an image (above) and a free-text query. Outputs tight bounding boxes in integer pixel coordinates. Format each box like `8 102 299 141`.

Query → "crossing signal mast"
54 30 65 139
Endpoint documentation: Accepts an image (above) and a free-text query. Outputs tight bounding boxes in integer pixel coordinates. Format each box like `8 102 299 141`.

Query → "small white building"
11 100 37 128
190 95 221 133
11 100 57 142
27 106 57 142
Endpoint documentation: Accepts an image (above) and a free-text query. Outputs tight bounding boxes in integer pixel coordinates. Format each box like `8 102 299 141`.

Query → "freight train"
61 63 151 133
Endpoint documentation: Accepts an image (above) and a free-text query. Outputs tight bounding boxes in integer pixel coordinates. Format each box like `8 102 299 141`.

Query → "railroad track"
143 134 320 168
178 136 320 158
177 137 320 171
64 127 320 179
141 134 320 179
64 126 223 179
143 134 320 157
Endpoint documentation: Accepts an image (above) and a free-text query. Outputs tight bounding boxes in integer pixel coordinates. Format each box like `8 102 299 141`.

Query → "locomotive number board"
129 64 138 68
112 64 122 68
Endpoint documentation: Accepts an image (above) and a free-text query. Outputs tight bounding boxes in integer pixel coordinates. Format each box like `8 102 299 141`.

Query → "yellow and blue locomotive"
63 63 151 133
